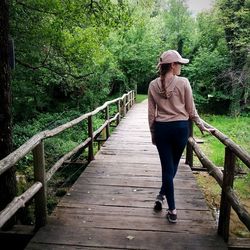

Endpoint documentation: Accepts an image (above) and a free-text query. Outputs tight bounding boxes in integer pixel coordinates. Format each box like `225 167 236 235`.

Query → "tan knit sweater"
148 76 204 135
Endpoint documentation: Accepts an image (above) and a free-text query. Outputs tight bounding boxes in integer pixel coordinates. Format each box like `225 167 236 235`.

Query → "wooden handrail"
0 91 134 176
0 182 42 228
46 137 92 182
188 137 223 186
187 121 250 243
0 90 135 230
0 132 46 176
202 119 250 168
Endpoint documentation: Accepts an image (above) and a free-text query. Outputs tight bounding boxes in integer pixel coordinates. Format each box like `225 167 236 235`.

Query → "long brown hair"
159 63 172 96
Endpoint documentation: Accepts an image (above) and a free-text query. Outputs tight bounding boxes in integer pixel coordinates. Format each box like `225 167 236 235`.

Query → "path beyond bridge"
25 100 227 250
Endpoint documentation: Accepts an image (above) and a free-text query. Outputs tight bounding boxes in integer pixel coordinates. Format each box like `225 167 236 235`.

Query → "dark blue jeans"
154 120 189 210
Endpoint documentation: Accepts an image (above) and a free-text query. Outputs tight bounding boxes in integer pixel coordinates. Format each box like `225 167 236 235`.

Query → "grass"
193 114 250 238
193 114 250 192
136 94 148 103
193 114 250 167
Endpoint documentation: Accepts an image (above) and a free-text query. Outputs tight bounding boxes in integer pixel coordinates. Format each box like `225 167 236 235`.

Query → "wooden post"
88 115 94 162
129 92 131 109
127 93 130 111
97 137 101 151
33 141 47 230
105 105 110 139
185 120 193 167
218 146 236 242
117 100 121 125
123 96 126 117
127 93 130 110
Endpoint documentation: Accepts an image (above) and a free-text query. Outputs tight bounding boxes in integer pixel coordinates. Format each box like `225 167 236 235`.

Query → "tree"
107 0 163 94
186 9 231 113
162 0 195 54
10 0 135 121
217 0 250 115
0 0 17 229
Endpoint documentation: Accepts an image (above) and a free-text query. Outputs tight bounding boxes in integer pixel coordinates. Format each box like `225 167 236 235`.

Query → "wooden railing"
186 120 250 242
0 90 135 230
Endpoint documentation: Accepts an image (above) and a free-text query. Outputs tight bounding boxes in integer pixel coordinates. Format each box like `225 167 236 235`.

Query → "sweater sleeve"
185 79 205 130
148 84 156 135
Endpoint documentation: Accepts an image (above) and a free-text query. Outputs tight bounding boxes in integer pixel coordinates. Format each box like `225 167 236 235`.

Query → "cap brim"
157 58 189 66
179 58 189 64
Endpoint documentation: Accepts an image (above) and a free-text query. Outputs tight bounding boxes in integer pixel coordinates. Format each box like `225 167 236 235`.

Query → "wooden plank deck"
25 100 227 250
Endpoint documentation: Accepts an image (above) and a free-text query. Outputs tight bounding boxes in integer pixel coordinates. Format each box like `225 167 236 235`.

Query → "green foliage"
10 0 135 121
215 0 250 114
195 9 226 51
234 173 250 198
217 0 250 67
161 0 195 54
136 94 148 103
194 114 250 167
185 6 231 113
107 7 163 94
13 110 84 147
10 0 249 118
187 48 231 112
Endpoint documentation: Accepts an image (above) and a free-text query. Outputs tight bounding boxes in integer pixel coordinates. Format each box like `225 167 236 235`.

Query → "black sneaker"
167 210 177 223
154 194 164 211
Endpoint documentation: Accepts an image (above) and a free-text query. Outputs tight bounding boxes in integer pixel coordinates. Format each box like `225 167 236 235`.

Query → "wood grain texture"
25 100 227 250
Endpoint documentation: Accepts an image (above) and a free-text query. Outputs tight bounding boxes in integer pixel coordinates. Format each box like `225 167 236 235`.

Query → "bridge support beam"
186 121 193 167
218 146 236 242
33 141 47 230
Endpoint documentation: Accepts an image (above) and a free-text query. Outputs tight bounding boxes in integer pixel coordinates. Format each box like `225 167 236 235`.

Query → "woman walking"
148 50 214 223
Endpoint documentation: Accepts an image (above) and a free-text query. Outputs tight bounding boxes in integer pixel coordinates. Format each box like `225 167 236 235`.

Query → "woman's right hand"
200 126 216 135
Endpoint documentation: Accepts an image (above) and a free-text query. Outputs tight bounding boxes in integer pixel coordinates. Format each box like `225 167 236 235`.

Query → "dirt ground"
194 172 250 238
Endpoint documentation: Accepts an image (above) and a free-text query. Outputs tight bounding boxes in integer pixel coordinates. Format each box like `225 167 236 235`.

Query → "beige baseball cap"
158 50 189 66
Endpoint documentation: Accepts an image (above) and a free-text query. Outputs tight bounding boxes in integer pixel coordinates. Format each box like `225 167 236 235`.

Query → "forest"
9 0 250 124
1 0 247 158
0 0 249 235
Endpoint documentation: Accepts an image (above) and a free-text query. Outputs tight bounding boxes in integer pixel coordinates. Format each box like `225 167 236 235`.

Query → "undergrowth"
193 114 250 238
14 102 119 223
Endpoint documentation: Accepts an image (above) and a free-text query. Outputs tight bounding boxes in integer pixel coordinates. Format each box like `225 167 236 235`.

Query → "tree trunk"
0 0 17 229
177 37 184 55
220 0 247 115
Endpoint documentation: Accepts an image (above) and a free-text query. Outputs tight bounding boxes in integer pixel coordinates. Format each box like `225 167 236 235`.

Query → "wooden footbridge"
0 91 249 249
